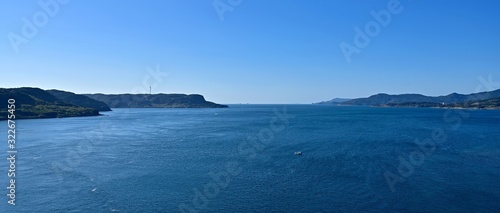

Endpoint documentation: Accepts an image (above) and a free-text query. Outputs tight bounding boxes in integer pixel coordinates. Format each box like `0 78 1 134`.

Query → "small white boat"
294 151 302 155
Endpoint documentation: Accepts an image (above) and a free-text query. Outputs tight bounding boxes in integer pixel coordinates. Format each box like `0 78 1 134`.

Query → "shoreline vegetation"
0 87 228 120
0 88 100 120
384 98 500 110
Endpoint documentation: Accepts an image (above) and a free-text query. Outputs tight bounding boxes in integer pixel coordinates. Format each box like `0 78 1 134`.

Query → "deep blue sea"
1 105 499 212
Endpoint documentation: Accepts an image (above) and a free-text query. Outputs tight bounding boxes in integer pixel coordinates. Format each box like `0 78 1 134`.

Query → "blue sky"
1 0 499 104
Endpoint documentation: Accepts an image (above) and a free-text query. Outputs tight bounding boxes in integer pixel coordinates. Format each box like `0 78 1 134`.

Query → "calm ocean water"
1 105 499 212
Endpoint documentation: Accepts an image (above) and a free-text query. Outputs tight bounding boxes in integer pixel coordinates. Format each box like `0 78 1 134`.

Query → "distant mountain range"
84 94 228 108
0 87 228 120
320 89 500 109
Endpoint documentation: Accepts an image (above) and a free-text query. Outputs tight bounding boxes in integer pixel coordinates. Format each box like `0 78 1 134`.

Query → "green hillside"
0 88 100 120
47 89 111 111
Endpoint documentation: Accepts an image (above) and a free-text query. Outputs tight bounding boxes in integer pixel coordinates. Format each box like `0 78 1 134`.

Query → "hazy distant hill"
315 98 351 105
0 87 99 120
342 89 500 106
47 89 111 111
84 94 228 108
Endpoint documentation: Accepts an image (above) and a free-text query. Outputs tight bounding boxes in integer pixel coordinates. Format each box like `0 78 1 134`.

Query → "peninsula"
0 87 228 120
84 94 228 108
0 87 101 120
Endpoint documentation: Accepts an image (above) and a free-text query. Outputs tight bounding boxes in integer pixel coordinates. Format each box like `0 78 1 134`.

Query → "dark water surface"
1 105 499 212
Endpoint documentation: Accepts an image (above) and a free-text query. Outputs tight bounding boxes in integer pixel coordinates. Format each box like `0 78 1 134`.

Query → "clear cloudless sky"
1 0 500 104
